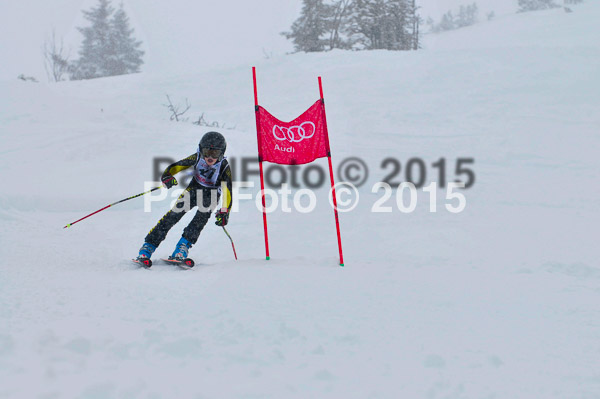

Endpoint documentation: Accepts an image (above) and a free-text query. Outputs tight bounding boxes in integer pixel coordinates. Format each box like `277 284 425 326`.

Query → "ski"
161 257 195 269
132 258 152 268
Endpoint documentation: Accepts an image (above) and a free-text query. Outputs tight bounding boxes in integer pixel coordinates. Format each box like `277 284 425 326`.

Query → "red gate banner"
252 67 344 266
256 100 330 165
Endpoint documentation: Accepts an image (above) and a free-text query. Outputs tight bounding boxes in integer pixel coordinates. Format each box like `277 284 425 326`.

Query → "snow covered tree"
428 3 478 33
385 0 415 50
349 0 413 50
71 0 143 80
518 0 560 12
107 3 144 75
409 0 421 50
349 0 386 49
283 0 330 52
71 0 114 79
283 0 419 52
437 11 455 31
327 0 354 50
455 3 478 28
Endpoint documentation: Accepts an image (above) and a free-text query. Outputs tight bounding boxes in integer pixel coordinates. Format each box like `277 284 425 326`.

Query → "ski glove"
215 209 229 226
162 175 178 189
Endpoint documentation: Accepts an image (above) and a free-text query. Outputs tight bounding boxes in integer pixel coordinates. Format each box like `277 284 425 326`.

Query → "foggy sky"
0 0 518 82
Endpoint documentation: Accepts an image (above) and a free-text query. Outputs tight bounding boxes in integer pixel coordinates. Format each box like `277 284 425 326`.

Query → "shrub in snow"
518 0 561 12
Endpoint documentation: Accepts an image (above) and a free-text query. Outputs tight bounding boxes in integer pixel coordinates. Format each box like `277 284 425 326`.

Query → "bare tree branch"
192 112 236 129
43 29 71 82
163 95 191 122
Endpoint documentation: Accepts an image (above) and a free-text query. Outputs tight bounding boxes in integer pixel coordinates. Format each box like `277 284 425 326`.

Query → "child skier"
135 131 232 268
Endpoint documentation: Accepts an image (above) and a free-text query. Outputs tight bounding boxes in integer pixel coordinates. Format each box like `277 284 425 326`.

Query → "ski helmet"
199 131 226 161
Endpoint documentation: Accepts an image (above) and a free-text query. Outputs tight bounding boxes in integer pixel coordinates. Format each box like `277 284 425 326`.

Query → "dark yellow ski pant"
145 179 220 248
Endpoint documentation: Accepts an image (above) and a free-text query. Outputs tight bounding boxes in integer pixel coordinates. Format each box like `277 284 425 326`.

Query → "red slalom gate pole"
252 67 271 260
319 76 344 266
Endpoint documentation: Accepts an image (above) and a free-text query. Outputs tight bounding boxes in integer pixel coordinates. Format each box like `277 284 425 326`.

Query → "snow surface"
1 3 600 398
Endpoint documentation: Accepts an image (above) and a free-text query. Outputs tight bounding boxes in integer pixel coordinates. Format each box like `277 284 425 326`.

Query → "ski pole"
222 226 238 260
63 186 163 229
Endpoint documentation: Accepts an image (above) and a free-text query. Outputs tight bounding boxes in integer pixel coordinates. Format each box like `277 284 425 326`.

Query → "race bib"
193 156 224 188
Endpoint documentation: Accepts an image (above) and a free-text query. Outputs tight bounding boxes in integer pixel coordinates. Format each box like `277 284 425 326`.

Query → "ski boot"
134 242 156 268
168 237 195 269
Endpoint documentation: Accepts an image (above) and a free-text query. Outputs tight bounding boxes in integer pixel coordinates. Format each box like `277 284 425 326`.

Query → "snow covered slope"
1 3 599 398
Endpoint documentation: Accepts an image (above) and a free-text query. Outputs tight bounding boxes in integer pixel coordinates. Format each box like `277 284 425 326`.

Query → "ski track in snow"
1 4 600 398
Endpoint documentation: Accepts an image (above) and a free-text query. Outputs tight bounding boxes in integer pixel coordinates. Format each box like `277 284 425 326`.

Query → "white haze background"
1 0 515 82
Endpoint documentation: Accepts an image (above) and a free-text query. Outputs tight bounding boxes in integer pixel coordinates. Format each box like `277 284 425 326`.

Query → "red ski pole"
63 186 162 228
222 226 238 260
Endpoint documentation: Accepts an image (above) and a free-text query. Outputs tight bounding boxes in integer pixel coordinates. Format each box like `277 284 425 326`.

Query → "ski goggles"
202 148 222 159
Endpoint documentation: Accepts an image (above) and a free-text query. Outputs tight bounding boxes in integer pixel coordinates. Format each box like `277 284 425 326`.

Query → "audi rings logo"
273 122 316 143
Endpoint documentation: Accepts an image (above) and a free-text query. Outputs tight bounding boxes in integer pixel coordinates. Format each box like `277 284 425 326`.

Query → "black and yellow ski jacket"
161 154 233 211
